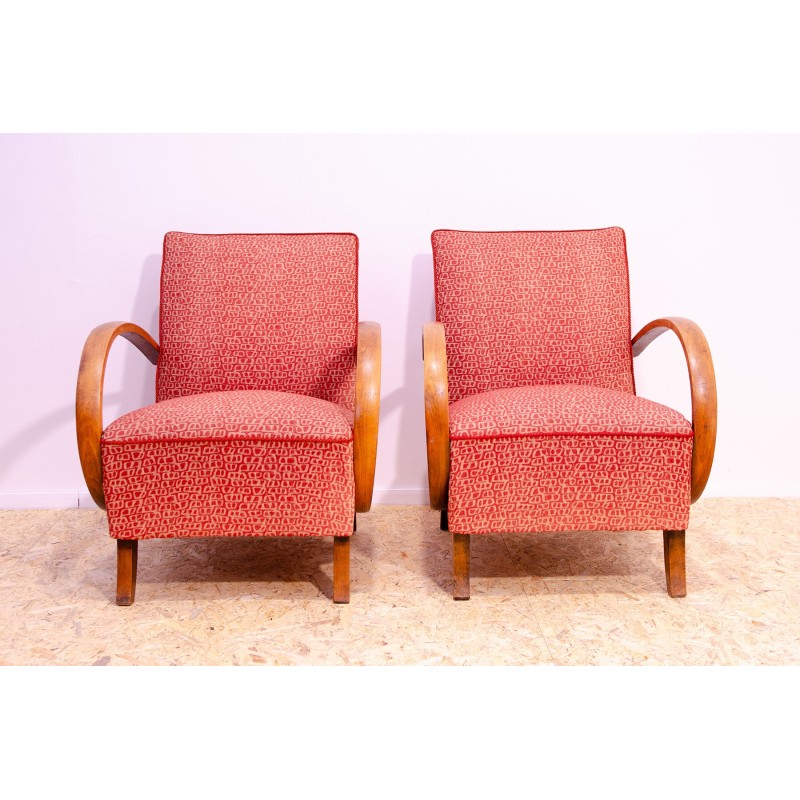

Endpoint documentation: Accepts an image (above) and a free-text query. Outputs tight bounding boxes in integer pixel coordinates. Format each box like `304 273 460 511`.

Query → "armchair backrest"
432 227 635 402
156 232 358 409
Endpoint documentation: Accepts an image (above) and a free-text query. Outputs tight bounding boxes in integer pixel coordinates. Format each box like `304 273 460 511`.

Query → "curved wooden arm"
75 321 159 509
423 322 450 510
353 321 381 513
632 316 717 503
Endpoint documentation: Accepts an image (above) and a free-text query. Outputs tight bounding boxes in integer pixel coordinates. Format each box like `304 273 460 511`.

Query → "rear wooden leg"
116 540 138 606
333 536 351 604
440 508 449 531
663 530 686 598
453 533 470 600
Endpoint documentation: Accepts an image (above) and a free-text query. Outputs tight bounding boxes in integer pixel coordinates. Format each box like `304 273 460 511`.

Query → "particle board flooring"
1 498 798 665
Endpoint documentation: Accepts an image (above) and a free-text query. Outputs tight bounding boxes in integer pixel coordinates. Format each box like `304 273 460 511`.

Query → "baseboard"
698 487 800 499
0 493 79 509
371 488 429 505
2 489 798 510
0 490 429 509
79 493 101 509
0 493 103 509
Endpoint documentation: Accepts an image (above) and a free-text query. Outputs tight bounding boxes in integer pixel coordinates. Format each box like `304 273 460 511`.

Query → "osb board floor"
1 498 799 666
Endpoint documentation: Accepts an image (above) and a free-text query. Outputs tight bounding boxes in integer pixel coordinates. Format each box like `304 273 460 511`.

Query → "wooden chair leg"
353 514 357 533
663 530 686 598
453 533 470 600
333 535 350 604
440 508 449 531
116 539 138 606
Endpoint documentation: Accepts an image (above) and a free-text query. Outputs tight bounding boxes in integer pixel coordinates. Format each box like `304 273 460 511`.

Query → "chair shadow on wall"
376 253 461 594
377 254 433 501
110 254 161 421
0 403 97 486
0 255 160 493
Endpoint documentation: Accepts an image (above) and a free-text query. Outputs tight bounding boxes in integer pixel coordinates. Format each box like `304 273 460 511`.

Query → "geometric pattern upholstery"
433 227 693 536
432 227 635 403
448 385 693 534
101 391 355 540
103 390 354 444
101 232 361 543
157 232 358 409
449 385 690 440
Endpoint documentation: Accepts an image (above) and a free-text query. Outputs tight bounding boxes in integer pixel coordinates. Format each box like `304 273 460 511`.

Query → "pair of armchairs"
76 228 716 606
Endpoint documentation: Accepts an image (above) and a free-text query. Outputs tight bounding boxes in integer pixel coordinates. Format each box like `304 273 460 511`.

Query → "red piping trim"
450 430 693 441
432 226 623 235
163 231 359 237
619 226 636 395
455 524 688 534
155 232 168 401
102 434 353 446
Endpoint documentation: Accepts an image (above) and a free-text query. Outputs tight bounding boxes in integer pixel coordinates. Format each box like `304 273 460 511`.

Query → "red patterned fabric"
103 390 354 444
435 228 693 534
102 391 354 540
102 232 361 542
448 437 691 535
448 385 692 534
432 228 634 403
157 232 358 409
450 385 691 440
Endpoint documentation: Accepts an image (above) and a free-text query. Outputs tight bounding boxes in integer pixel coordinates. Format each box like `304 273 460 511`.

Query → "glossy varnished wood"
632 316 717 503
423 322 450 510
353 321 381 513
453 533 470 600
663 530 687 598
333 536 351 603
76 321 159 509
116 540 138 606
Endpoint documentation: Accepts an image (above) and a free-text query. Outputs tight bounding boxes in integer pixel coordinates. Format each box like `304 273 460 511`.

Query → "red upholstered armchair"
423 228 716 599
77 232 380 605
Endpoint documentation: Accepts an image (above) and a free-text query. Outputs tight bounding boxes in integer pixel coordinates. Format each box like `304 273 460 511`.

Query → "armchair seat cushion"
101 391 355 540
447 385 693 534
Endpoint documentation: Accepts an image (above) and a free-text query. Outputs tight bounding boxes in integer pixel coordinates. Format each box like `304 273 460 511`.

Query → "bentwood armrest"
75 321 159 509
422 321 450 510
354 321 381 512
632 316 717 503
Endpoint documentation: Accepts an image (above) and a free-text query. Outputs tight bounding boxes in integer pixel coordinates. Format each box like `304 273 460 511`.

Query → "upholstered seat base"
101 391 355 540
447 385 693 534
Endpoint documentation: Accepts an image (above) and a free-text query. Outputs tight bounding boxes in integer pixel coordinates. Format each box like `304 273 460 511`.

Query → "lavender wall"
2 134 798 506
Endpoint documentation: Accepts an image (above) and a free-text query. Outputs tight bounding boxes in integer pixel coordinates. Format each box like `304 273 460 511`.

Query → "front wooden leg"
116 539 138 606
663 530 686 598
453 533 470 600
333 536 351 604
